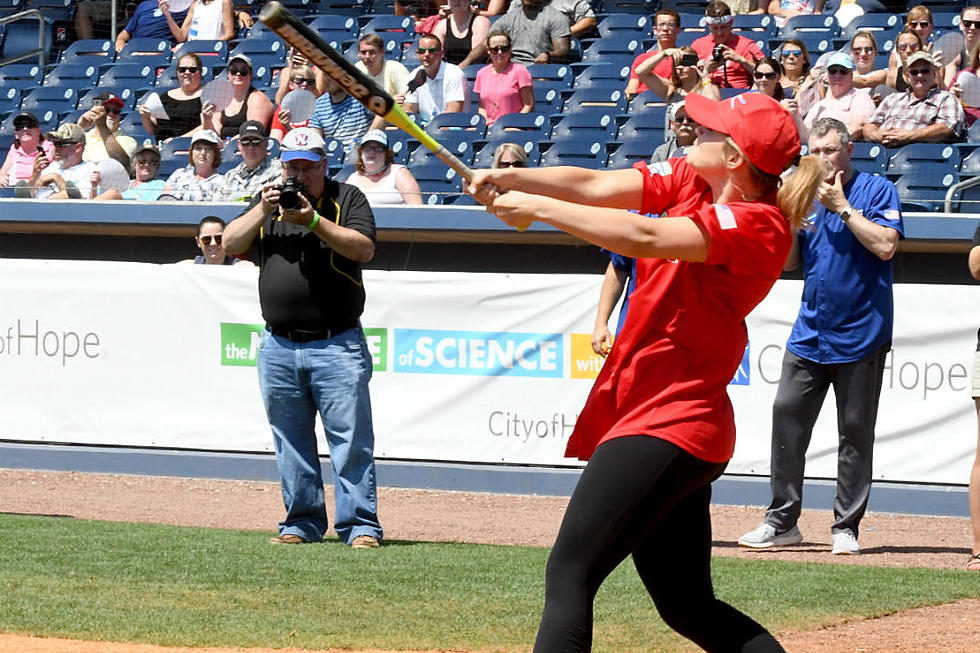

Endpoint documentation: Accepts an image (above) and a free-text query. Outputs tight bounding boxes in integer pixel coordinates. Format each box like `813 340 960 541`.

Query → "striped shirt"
309 93 372 150
869 86 964 138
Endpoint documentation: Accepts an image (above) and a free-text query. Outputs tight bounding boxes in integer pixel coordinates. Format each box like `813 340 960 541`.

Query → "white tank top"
346 164 406 206
188 0 223 40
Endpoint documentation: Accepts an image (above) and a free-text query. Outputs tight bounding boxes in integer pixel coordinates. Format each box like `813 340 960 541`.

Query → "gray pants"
764 343 889 537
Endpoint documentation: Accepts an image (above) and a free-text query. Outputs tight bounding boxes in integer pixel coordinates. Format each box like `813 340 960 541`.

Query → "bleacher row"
0 0 976 209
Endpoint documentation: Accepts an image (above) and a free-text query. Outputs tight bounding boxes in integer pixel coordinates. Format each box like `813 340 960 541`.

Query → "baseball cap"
228 53 253 69
360 129 388 148
12 111 40 128
825 52 854 71
668 101 687 122
134 140 161 158
905 51 935 69
281 127 326 163
239 120 267 139
46 122 85 145
685 93 800 176
95 91 125 109
191 129 221 145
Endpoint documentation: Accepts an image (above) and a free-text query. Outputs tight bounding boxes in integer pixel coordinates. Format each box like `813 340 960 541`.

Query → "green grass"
0 513 978 652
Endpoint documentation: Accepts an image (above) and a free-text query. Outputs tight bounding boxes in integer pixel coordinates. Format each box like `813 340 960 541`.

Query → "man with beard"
79 92 138 171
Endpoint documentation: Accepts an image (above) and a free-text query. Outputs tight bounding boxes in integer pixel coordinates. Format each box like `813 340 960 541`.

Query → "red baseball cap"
684 92 800 176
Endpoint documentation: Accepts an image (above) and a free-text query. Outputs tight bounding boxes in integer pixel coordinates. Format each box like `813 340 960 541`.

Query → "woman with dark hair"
474 30 534 126
140 52 205 141
431 0 491 67
635 45 720 106
344 129 422 205
0 111 54 187
888 29 926 93
777 39 820 115
270 65 323 142
161 129 223 201
753 57 785 100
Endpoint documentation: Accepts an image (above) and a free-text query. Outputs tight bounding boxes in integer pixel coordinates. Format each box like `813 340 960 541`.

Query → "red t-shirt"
565 157 792 464
628 50 675 94
691 34 763 89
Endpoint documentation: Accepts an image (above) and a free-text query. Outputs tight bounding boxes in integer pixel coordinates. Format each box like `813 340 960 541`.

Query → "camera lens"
713 45 724 63
279 178 303 210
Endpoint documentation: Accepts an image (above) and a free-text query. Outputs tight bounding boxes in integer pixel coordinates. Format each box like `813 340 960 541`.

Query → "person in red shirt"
692 0 764 89
626 7 682 98
468 93 825 652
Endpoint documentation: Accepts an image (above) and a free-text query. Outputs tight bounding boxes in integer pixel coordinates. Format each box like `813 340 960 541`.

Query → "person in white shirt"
79 91 138 171
403 33 469 124
180 0 235 42
30 123 96 199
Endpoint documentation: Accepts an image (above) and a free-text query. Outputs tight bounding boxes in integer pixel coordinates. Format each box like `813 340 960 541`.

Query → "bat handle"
433 147 473 184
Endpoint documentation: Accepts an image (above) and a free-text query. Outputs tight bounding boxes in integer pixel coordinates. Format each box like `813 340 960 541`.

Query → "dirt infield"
1 469 979 652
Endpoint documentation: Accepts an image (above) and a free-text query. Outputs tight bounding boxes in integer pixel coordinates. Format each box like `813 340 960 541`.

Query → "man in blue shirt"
739 117 903 555
114 0 188 52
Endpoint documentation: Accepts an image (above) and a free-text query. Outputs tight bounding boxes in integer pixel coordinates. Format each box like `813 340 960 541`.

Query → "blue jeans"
257 327 382 545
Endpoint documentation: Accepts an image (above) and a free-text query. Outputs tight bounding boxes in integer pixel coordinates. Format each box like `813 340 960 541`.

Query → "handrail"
0 9 47 68
944 174 980 214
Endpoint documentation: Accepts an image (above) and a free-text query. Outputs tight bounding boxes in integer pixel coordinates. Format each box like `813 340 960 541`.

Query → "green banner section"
220 323 388 372
363 327 387 372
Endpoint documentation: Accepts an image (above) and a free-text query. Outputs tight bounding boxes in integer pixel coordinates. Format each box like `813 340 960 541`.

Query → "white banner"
0 259 977 485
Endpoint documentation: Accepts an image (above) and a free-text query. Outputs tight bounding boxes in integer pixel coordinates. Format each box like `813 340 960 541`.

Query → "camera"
278 177 305 211
679 53 699 67
712 44 725 63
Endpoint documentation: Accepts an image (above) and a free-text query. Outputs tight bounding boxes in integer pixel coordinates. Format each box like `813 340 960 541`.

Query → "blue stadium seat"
174 39 229 64
314 0 370 16
118 37 171 60
599 0 659 16
78 87 139 112
562 88 628 114
596 13 652 40
425 112 487 138
411 162 465 202
732 14 777 39
581 36 643 64
959 148 980 176
1 18 52 63
100 61 158 88
0 88 21 120
607 140 655 169
849 142 888 176
626 90 668 115
895 171 959 213
550 109 620 142
0 108 58 135
769 33 834 57
474 136 541 168
159 136 193 177
527 63 574 89
838 12 902 42
307 13 358 37
532 83 567 114
540 140 608 168
23 0 72 21
618 109 667 144
228 38 287 67
409 134 474 167
779 14 840 40
383 32 418 62
58 38 114 65
886 143 960 181
0 62 43 94
20 86 78 117
573 62 631 90
360 14 414 35
45 62 101 92
486 112 550 139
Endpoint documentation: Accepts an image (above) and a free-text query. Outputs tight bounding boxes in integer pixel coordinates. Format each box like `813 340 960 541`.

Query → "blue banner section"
731 342 750 386
394 329 564 377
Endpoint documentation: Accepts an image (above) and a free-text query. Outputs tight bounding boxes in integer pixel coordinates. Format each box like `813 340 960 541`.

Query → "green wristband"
307 212 320 231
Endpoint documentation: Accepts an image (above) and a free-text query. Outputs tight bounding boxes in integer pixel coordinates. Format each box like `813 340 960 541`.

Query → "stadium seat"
626 90 668 115
228 38 287 67
473 136 541 168
596 13 652 40
0 88 21 121
0 62 44 95
0 107 58 134
174 39 229 63
894 172 959 213
155 63 214 87
779 14 840 40
599 0 659 16
100 61 159 88
769 33 834 57
409 133 474 167
532 83 567 114
848 142 888 176
58 38 114 65
23 0 72 21
306 13 358 37
425 112 487 137
314 0 370 16
1 18 52 64
886 143 960 181
607 140 656 169
562 88 628 115
118 37 171 60
573 62 631 90
360 14 415 35
550 109 620 142
411 161 465 202
959 148 980 177
618 109 668 145
732 14 777 39
45 62 101 92
838 13 902 43
581 36 643 64
78 87 139 112
20 86 78 118
158 136 193 177
540 140 608 168
527 63 574 89
486 112 550 139
383 32 418 62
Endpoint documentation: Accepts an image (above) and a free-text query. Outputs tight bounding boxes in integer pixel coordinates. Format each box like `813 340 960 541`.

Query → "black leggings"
533 436 785 653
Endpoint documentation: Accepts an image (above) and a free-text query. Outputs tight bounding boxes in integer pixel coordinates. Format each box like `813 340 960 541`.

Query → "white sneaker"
738 523 803 548
831 531 860 555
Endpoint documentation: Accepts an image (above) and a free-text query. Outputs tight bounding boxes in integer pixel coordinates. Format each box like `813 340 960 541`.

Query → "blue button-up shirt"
787 171 904 364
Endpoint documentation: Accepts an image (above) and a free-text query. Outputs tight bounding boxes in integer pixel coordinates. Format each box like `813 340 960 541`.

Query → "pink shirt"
2 139 55 184
473 62 533 126
803 87 876 132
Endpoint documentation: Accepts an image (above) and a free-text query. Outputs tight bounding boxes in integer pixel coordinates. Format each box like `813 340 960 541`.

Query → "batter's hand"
482 189 537 231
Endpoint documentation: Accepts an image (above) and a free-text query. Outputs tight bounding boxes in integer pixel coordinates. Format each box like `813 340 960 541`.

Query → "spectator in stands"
491 142 529 168
344 130 423 206
275 48 327 106
202 54 275 140
650 101 698 162
270 65 322 142
431 0 492 67
888 29 926 93
778 39 822 116
79 92 137 172
309 75 373 150
0 112 54 189
179 216 253 265
472 0 508 18
217 121 282 202
901 5 935 54
862 51 964 146
114 0 188 52
692 1 763 89
513 0 596 40
75 1 113 40
723 0 766 13
968 227 980 571
179 0 235 42
803 52 876 140
404 34 470 124
353 34 411 132
849 31 888 98
491 0 571 66
944 5 980 84
626 8 682 99
396 0 442 33
752 57 786 101
161 129 223 201
949 42 980 128
474 30 534 127
634 47 720 109
106 143 167 201
30 123 95 200
768 0 824 22
140 52 204 141
739 116 902 557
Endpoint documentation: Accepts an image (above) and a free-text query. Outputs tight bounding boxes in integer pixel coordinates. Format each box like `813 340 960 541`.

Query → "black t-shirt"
241 179 376 331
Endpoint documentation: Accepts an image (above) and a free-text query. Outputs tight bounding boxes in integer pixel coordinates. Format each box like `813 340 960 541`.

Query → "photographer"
691 1 762 89
222 128 383 550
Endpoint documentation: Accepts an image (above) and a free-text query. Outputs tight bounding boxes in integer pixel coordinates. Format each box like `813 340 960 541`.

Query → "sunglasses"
780 49 802 57
963 19 980 29
488 45 510 53
177 66 200 73
908 20 931 28
54 142 77 149
896 42 919 51
291 77 315 85
673 115 697 124
497 161 525 168
753 70 778 79
907 67 933 76
827 67 851 75
134 158 159 166
228 66 250 76
104 106 122 115
13 124 38 131
417 46 441 54
199 234 223 245
851 46 875 54
240 138 264 146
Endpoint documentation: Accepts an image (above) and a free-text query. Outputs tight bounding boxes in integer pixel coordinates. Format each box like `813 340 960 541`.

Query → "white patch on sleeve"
713 203 737 230
883 209 900 222
647 161 673 177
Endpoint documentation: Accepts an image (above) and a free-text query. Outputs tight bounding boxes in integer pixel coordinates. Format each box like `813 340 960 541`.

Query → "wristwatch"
839 206 854 223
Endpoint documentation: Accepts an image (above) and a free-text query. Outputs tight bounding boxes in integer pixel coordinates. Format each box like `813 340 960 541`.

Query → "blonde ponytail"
777 155 825 230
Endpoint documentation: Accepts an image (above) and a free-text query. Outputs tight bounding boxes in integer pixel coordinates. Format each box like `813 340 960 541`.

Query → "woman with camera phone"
635 46 719 136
